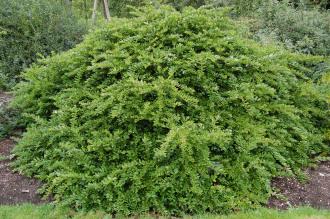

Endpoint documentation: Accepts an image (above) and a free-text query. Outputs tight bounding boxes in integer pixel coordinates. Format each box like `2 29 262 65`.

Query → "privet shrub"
12 6 329 216
0 0 87 90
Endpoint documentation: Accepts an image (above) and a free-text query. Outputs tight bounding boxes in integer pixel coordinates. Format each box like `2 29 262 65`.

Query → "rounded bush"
13 6 329 216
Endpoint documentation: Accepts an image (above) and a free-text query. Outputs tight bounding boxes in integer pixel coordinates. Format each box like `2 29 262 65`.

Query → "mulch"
0 91 46 205
268 161 330 210
0 138 46 205
0 90 329 209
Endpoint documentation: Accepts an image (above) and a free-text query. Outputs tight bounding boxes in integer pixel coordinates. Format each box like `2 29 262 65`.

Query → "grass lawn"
0 205 329 219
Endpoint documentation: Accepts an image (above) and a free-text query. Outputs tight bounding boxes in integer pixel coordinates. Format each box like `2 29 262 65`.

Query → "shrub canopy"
13 6 329 216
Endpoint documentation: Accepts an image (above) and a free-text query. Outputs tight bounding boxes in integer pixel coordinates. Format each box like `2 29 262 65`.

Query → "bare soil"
0 91 45 205
268 161 330 210
0 138 46 205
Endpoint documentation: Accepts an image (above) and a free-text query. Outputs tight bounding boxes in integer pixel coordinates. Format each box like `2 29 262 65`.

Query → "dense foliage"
210 0 330 12
12 6 329 216
161 0 207 9
0 0 87 90
252 0 330 56
210 0 330 56
0 106 19 139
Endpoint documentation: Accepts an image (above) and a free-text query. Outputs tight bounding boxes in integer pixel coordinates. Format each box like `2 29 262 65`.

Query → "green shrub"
0 0 87 90
12 6 329 216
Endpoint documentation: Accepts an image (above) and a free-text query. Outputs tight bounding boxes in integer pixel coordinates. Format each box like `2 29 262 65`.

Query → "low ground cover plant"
12 6 329 216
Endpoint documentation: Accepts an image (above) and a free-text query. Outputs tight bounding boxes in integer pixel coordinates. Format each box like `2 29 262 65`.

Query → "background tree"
92 0 111 22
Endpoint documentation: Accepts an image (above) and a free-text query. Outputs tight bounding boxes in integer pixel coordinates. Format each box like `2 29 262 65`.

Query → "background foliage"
0 105 19 139
0 0 87 90
208 0 330 56
251 0 330 56
12 6 329 216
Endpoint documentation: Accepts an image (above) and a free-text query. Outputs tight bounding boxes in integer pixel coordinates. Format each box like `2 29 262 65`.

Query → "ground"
0 91 329 212
268 161 330 209
0 138 45 205
0 91 45 205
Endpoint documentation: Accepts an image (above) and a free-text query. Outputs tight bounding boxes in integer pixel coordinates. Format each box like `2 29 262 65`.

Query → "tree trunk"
65 0 72 6
92 0 99 23
102 0 111 22
84 0 88 21
64 0 73 14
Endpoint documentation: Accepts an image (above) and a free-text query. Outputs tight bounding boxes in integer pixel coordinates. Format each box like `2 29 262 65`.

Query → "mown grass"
0 205 329 219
